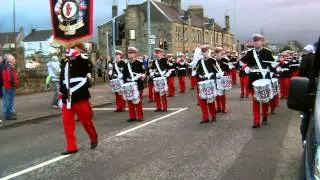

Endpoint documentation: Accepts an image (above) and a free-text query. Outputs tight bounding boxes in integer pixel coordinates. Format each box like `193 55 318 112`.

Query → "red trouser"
240 75 249 97
251 91 269 125
231 69 237 84
199 99 216 120
195 78 201 105
216 94 227 111
190 76 197 89
178 76 186 93
154 92 168 110
62 100 98 151
279 78 290 98
115 92 125 110
128 91 144 120
167 76 175 97
269 94 279 113
148 82 154 101
291 70 299 77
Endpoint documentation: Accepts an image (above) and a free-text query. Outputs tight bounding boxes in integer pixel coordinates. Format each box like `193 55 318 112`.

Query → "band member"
275 53 291 99
238 51 250 98
111 50 126 112
147 60 154 102
60 45 98 155
150 48 170 112
190 46 203 105
195 45 217 123
167 54 176 97
177 54 187 93
229 51 238 85
122 47 146 122
240 34 274 128
289 51 300 77
215 47 230 113
188 56 197 90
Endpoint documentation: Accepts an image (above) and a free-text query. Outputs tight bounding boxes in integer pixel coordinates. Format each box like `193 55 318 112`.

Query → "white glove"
244 67 250 74
216 72 224 78
239 61 244 67
117 73 123 79
271 62 279 68
191 70 197 76
134 74 141 81
206 73 213 79
150 72 155 77
228 64 234 69
108 70 113 76
276 67 281 72
164 71 171 77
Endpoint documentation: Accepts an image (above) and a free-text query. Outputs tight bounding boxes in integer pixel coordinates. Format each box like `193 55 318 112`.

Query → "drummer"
176 53 188 93
275 52 291 99
240 33 275 128
111 50 126 112
195 45 217 124
150 48 170 112
215 47 231 113
167 53 176 97
122 47 146 122
238 51 250 98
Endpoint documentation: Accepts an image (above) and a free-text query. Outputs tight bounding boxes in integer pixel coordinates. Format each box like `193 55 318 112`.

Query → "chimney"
188 5 204 18
225 10 230 33
112 0 118 18
31 28 36 33
161 0 181 10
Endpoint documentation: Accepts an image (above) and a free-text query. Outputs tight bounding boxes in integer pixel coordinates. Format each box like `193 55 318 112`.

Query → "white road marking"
115 108 188 137
0 108 188 179
0 155 70 180
93 107 185 111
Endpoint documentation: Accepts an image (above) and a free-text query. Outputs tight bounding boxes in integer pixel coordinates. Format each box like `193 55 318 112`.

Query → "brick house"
98 0 235 57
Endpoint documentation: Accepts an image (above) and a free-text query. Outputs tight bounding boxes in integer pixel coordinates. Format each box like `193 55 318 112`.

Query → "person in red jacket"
2 54 19 121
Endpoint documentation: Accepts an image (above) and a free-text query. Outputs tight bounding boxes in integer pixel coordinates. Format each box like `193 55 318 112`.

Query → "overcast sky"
0 0 319 45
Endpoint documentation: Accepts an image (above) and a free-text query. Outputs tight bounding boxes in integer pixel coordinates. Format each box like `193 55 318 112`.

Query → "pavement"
0 83 114 129
0 78 303 180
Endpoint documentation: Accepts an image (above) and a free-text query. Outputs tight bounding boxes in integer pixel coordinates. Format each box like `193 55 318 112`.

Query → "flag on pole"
49 0 93 47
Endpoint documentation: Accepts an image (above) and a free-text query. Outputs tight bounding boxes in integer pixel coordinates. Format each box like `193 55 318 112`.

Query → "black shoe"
91 141 98 150
222 110 228 113
149 100 154 102
240 96 244 99
252 124 260 128
190 88 194 90
61 150 78 155
113 109 121 112
246 96 249 99
217 110 222 113
127 118 137 122
262 118 268 125
200 120 209 124
211 117 216 122
154 109 162 112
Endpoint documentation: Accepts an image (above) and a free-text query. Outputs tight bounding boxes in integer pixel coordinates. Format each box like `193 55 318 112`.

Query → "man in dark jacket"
299 44 315 144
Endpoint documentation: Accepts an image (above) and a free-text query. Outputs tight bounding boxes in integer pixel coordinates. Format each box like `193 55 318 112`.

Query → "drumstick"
262 61 274 64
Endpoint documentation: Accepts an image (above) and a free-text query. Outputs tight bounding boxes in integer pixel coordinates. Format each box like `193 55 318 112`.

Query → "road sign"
148 38 155 45
149 35 156 39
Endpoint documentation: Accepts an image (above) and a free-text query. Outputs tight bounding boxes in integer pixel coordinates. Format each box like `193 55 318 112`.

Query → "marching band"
105 33 305 128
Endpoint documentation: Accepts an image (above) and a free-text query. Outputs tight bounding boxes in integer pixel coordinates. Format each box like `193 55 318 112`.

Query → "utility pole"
13 0 16 48
112 18 116 61
106 32 109 58
147 0 152 58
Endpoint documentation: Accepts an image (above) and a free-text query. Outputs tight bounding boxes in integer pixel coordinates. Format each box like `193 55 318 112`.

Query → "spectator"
96 56 103 77
0 56 5 98
47 56 61 109
2 54 19 120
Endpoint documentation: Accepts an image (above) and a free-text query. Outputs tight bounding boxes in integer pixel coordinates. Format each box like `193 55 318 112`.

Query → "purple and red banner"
49 0 93 47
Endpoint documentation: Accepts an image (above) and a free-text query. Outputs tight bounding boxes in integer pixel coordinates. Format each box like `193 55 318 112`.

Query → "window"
205 32 208 43
175 26 179 41
39 42 42 49
184 27 188 41
130 30 136 40
192 29 195 42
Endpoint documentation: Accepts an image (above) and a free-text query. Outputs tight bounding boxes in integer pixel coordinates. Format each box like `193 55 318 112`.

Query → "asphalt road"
0 83 303 180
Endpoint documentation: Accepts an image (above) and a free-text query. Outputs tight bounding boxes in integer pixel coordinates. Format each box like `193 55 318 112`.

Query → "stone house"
22 29 55 57
98 0 235 57
0 27 24 50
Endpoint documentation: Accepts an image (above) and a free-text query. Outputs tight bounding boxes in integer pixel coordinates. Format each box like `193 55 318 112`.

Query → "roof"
0 32 19 44
23 29 52 42
152 1 224 32
98 13 125 27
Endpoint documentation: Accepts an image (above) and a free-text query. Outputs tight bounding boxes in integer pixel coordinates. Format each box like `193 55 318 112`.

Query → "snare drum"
121 82 140 103
252 79 272 103
153 77 168 94
110 79 123 92
198 80 216 100
216 76 232 91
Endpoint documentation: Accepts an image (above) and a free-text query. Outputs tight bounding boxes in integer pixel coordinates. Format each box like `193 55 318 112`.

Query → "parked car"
287 54 319 180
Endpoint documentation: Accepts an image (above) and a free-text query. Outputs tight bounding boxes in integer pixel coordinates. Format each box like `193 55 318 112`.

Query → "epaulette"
136 59 143 63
